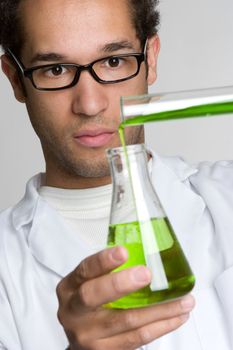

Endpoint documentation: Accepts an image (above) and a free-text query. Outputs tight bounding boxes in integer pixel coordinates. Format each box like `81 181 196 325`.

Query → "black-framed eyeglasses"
7 42 147 91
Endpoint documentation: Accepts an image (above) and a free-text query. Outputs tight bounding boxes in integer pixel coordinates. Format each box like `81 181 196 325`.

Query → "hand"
56 246 195 350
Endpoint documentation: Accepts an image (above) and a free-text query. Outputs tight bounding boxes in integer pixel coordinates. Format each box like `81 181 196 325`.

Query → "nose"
71 70 109 118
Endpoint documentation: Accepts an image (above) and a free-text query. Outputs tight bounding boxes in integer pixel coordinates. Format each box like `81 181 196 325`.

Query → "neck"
44 169 112 189
43 159 111 189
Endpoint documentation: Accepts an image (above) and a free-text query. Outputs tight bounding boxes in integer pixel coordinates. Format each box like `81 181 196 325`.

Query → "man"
0 0 232 349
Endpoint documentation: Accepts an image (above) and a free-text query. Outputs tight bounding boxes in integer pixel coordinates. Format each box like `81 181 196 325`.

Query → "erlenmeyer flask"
106 144 195 309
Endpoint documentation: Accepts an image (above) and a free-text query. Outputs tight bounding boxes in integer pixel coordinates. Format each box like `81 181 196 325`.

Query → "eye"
41 64 68 78
49 65 65 76
107 57 123 68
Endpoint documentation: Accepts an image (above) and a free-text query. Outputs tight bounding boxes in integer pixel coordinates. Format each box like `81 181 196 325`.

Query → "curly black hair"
0 0 160 56
129 0 160 45
0 0 22 54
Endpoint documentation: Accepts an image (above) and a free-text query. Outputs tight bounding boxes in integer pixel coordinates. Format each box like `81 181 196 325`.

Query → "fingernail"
181 295 195 311
111 246 127 263
133 266 151 283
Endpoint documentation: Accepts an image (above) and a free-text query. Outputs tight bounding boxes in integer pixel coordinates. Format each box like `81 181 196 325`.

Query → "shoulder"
0 173 42 239
0 206 19 270
0 173 40 268
149 146 233 193
190 159 233 195
0 207 15 246
196 159 233 180
191 160 233 267
148 148 198 182
0 206 14 225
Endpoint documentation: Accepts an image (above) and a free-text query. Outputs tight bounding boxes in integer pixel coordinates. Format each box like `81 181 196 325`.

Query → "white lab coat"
0 152 233 350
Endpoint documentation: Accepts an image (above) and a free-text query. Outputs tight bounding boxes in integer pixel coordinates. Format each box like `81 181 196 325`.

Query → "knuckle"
123 311 137 329
111 272 124 294
121 336 137 350
56 309 64 325
103 312 119 330
56 279 73 308
95 250 106 269
77 283 91 307
137 327 151 344
76 259 89 281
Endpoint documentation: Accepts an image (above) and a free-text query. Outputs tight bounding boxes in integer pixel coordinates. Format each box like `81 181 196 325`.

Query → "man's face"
14 0 159 187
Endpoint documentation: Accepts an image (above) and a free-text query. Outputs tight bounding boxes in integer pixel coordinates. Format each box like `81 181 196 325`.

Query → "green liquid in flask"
107 218 195 309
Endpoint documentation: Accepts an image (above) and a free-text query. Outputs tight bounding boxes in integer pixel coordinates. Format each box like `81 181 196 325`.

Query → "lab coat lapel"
190 160 233 347
150 153 206 240
214 266 233 347
28 197 95 277
12 174 94 278
190 160 233 268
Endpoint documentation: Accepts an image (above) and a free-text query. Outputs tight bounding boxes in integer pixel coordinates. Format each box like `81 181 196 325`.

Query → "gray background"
1 0 233 210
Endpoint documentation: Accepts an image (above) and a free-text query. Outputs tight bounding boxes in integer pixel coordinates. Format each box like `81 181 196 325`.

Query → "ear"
1 54 26 103
146 35 160 86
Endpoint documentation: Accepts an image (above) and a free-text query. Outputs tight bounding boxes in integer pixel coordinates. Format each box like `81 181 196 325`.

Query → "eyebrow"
101 40 135 53
29 40 136 65
29 53 67 65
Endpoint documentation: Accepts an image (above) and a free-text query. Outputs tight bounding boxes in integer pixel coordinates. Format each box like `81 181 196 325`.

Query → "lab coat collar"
12 174 42 231
11 152 206 278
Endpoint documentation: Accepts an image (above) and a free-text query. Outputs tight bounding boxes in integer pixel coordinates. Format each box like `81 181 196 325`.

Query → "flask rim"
106 143 146 158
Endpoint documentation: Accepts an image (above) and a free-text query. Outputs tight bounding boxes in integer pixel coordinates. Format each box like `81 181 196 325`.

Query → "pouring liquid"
106 97 233 309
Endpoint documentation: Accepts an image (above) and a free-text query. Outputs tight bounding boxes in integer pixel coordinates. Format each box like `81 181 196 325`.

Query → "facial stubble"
27 102 144 179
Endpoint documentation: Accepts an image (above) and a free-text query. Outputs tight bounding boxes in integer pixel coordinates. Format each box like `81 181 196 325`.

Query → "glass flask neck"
107 143 149 183
107 144 165 225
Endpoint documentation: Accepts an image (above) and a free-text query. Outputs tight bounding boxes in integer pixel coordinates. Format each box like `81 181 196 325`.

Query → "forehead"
19 0 138 60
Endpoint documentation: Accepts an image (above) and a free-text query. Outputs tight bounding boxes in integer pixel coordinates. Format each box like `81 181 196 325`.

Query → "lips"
74 128 116 148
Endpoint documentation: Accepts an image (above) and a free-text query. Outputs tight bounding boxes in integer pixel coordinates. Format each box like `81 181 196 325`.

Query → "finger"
79 294 195 339
64 246 128 290
97 313 190 350
71 265 151 310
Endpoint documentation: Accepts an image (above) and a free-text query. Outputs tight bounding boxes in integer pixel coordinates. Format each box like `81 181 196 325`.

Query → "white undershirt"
38 184 112 252
38 158 152 253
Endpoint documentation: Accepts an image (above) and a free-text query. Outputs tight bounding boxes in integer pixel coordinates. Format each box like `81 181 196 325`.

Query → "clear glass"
106 144 195 309
119 85 233 129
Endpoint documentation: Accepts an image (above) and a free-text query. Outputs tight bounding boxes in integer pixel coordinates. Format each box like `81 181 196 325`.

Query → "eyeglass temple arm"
6 48 25 74
6 48 28 96
143 38 149 74
143 38 148 55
